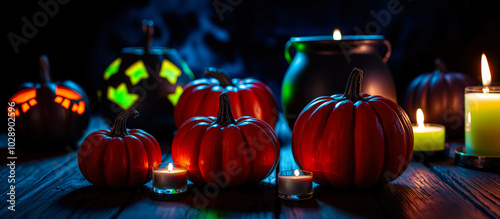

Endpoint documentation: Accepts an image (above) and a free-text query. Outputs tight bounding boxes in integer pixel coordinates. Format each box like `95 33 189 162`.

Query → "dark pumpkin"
172 92 280 186
8 55 90 150
292 68 413 188
99 20 193 136
174 68 279 130
78 109 162 189
403 60 475 137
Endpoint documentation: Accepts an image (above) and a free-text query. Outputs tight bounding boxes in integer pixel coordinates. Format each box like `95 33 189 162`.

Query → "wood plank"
0 115 131 218
115 153 277 218
374 161 490 218
426 142 500 218
278 145 386 219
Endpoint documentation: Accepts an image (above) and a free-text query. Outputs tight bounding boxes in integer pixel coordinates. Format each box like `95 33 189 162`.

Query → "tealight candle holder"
410 108 448 162
152 163 188 195
278 169 313 201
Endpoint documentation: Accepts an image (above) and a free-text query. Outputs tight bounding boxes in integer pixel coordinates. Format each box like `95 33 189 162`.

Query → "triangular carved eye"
56 85 82 100
104 58 122 80
125 60 149 85
159 59 181 84
10 88 36 104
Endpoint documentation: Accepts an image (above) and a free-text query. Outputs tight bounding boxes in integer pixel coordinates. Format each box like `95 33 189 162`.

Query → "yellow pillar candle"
412 109 446 151
465 53 500 156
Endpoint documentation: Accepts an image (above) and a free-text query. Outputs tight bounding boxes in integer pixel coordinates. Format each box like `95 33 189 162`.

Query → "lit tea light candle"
152 163 188 194
278 169 313 201
465 53 500 156
412 109 446 151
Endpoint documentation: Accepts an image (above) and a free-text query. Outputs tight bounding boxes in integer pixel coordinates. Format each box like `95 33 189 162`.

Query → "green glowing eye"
159 59 181 84
104 58 122 80
125 60 149 85
107 83 139 110
167 85 183 106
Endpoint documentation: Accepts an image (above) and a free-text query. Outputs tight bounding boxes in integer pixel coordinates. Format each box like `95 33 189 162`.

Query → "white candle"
152 163 188 194
278 169 313 200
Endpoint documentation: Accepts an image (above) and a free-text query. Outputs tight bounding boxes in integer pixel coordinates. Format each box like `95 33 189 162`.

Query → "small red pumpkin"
174 68 279 129
78 109 162 189
292 68 413 188
172 92 280 186
403 59 475 137
8 55 90 150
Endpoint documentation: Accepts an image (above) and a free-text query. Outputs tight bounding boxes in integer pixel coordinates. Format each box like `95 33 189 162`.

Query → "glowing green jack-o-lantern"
99 20 194 135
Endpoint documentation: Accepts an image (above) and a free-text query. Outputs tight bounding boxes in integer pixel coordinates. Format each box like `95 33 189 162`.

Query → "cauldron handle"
284 39 296 64
382 39 392 63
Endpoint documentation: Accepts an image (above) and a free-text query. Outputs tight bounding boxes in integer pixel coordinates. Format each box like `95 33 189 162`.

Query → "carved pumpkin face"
99 48 193 135
9 55 90 150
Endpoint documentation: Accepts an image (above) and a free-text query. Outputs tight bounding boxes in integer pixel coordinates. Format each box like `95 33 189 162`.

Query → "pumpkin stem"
109 109 139 137
342 68 364 101
39 55 51 84
213 92 237 126
142 19 154 54
434 58 448 73
205 67 235 87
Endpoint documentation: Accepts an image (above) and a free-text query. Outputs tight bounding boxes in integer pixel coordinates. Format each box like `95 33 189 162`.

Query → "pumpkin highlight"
78 109 162 189
292 68 413 188
172 92 280 186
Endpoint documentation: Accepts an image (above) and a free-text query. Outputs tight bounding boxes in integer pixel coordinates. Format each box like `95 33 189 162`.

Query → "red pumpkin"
78 109 162 189
292 68 413 188
8 55 90 150
403 59 475 137
174 68 279 129
172 92 280 186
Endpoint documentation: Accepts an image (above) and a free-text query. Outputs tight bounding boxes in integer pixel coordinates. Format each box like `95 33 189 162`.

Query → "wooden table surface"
1 115 499 219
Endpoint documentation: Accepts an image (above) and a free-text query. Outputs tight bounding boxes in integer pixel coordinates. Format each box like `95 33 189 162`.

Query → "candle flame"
482 53 492 92
168 163 173 172
416 108 425 129
333 29 342 40
294 169 300 177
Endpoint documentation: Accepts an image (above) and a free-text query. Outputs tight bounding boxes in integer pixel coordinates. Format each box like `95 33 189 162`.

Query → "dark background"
2 0 500 112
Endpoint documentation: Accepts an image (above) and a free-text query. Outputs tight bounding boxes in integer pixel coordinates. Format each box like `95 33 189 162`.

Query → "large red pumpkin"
174 68 279 129
292 68 413 188
403 59 475 137
172 92 280 186
78 109 162 189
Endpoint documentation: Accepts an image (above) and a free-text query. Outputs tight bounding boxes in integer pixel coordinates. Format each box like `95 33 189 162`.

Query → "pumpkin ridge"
236 126 253 183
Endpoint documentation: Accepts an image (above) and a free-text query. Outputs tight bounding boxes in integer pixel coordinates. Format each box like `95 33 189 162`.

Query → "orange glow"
15 108 20 117
482 53 491 86
416 108 425 130
294 169 300 177
21 103 30 113
56 85 82 100
54 96 63 103
28 99 37 107
77 101 85 115
10 88 36 104
71 103 78 112
333 29 342 40
61 99 70 109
